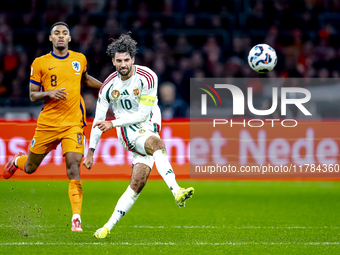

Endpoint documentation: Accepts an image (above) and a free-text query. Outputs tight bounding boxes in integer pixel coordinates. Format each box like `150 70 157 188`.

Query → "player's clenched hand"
83 154 94 170
48 88 68 100
93 121 114 132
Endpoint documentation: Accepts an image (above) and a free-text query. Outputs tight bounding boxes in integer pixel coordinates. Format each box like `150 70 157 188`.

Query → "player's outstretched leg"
94 185 140 239
3 152 25 179
94 163 149 239
145 137 195 207
94 226 110 239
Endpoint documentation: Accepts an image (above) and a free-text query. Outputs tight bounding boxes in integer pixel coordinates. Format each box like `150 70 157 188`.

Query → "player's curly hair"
106 34 138 59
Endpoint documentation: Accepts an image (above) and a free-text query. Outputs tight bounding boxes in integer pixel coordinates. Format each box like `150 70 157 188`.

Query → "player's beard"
56 45 66 51
118 65 132 76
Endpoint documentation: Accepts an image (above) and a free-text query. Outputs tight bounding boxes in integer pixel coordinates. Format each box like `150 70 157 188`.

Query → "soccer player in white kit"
82 34 194 239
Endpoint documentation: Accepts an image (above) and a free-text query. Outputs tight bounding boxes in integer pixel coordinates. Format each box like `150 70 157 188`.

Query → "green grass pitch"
1 180 340 254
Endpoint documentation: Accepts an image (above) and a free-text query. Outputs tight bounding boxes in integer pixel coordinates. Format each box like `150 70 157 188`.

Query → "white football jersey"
97 65 161 126
89 65 162 150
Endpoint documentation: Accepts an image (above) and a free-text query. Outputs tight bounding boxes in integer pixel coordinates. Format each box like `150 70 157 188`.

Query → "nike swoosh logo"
49 67 56 70
76 146 82 149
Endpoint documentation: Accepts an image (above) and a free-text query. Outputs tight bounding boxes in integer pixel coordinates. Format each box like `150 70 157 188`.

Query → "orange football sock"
16 155 28 171
68 180 83 216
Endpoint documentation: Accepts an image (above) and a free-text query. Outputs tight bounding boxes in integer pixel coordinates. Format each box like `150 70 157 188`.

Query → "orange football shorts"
30 125 85 155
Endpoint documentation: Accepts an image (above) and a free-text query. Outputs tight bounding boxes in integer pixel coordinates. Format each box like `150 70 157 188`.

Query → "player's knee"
153 138 165 151
24 163 38 174
145 136 165 155
66 163 80 179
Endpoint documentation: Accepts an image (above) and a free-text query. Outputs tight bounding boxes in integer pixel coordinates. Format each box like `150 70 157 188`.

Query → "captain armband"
139 95 156 106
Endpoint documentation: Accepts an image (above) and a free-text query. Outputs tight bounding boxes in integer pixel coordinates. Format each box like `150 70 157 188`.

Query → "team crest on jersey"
133 86 139 96
139 129 146 134
72 61 81 72
111 90 121 99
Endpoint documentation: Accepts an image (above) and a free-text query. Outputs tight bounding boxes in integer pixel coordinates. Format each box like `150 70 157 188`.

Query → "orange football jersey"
30 50 87 128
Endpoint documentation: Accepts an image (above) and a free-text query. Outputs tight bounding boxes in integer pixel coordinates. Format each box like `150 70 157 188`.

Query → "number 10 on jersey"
120 99 132 110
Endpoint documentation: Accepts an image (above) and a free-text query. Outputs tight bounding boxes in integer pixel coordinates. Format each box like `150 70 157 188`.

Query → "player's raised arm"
83 88 110 170
81 71 102 89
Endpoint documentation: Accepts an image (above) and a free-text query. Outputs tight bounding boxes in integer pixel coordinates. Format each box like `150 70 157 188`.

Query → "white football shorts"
116 122 160 169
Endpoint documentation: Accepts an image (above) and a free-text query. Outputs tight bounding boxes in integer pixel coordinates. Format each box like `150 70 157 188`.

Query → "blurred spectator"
174 34 193 57
80 0 106 14
71 13 97 52
99 63 114 83
152 52 167 82
9 78 24 105
0 71 7 96
190 50 205 71
104 0 123 15
82 90 97 118
32 30 50 59
203 36 221 74
87 37 107 77
297 41 315 76
247 0 267 29
131 2 150 29
2 44 19 73
0 13 12 51
187 0 205 13
104 17 121 41
183 13 196 28
162 0 173 16
158 81 187 119
211 15 222 29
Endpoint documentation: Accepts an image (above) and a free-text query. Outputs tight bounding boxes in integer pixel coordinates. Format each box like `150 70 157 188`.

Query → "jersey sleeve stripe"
136 71 151 89
100 72 117 94
140 69 155 88
30 79 41 86
137 69 155 89
79 100 87 127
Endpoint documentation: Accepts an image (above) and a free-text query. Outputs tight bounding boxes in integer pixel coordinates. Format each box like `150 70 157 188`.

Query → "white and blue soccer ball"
248 44 277 73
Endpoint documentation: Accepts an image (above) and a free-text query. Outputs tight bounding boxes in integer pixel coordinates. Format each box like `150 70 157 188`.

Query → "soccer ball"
248 44 277 73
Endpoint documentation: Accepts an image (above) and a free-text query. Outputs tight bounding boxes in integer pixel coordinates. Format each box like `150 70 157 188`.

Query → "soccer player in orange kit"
3 22 102 232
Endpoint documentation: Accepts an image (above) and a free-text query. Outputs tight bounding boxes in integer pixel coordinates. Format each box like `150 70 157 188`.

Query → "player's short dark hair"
106 34 138 59
50 22 70 34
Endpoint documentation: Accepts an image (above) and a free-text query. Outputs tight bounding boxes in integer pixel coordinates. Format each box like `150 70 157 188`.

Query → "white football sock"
104 185 139 231
14 157 19 168
153 149 180 197
72 214 81 223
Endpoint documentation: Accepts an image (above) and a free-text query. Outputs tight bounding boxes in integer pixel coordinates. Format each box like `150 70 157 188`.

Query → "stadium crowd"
1 0 340 118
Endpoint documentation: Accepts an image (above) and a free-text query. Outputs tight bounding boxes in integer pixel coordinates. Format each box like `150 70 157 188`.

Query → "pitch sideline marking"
0 225 339 229
0 242 339 246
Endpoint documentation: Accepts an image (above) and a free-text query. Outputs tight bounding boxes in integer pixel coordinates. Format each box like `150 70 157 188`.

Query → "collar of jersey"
51 51 69 59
